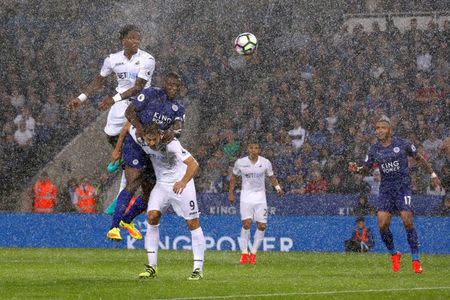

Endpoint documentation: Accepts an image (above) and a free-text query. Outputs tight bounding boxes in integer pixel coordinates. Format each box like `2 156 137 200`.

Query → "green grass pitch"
0 249 449 299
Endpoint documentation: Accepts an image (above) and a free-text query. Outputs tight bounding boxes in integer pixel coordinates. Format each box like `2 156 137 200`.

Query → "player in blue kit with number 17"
349 116 441 274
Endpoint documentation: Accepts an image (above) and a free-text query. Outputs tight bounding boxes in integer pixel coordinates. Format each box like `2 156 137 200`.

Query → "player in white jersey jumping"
228 141 284 265
66 25 155 226
114 122 205 280
66 24 155 145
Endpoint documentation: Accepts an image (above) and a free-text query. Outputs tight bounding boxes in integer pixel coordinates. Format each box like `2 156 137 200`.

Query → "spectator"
353 194 376 217
305 170 328 194
345 217 374 252
222 130 240 161
437 197 450 217
73 176 98 213
426 181 445 196
327 174 347 194
13 106 36 134
363 168 381 196
32 171 57 213
288 119 306 152
14 119 34 148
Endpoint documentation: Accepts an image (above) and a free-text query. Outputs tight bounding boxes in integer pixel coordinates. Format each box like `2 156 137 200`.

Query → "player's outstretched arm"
125 103 145 140
348 162 371 176
269 175 284 196
414 153 442 188
66 74 106 111
173 156 199 194
98 77 148 111
111 121 131 163
228 174 237 204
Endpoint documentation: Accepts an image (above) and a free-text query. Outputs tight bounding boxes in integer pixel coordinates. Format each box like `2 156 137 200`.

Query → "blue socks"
406 227 420 261
122 196 148 223
111 189 134 228
380 228 397 255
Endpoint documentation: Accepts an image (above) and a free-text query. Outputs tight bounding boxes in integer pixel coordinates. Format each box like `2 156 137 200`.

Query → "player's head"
247 140 261 158
375 115 392 142
356 216 365 228
119 25 141 54
163 72 182 99
142 123 161 149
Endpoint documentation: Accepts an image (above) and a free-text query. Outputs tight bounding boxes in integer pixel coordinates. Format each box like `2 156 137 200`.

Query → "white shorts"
147 180 199 220
240 190 268 223
104 100 130 136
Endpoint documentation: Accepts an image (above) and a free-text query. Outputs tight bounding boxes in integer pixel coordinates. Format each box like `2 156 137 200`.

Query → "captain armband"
431 172 437 179
275 185 282 192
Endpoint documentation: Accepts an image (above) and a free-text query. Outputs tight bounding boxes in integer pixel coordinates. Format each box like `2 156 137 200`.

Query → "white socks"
240 227 250 253
117 171 127 197
251 229 265 254
145 224 159 267
191 227 205 271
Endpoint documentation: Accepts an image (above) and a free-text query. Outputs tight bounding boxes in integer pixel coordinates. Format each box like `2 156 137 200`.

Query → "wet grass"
0 249 449 299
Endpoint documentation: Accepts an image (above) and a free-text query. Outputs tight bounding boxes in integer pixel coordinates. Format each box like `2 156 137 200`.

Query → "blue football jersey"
131 87 185 130
363 137 418 188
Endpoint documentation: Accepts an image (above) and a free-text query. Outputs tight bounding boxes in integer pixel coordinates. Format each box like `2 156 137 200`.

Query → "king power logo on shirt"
380 160 400 173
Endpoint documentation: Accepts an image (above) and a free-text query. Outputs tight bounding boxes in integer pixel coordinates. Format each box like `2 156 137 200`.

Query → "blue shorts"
122 134 152 172
377 184 413 213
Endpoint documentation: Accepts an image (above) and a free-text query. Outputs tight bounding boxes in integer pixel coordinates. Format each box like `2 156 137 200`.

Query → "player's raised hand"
66 98 82 111
173 180 187 194
431 176 442 190
228 191 235 205
348 162 358 173
276 188 285 197
98 96 114 111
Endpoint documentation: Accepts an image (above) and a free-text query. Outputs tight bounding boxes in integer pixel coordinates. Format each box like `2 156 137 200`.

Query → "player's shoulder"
141 86 164 98
393 136 411 147
235 156 247 165
137 49 155 61
108 50 125 60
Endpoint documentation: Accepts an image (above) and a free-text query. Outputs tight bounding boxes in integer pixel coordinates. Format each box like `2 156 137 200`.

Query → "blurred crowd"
0 1 448 214
192 17 449 202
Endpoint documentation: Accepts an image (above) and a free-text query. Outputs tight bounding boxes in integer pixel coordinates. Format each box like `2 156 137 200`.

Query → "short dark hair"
356 216 365 223
119 25 140 40
142 122 159 135
165 72 181 81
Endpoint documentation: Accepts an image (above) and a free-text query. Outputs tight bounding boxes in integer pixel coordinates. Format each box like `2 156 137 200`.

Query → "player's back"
140 138 192 184
133 87 185 130
234 156 273 193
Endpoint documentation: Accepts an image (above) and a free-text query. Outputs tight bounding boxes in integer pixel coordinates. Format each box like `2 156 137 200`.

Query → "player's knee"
378 221 389 231
402 219 414 229
148 211 160 225
242 220 252 230
187 218 200 231
256 223 266 231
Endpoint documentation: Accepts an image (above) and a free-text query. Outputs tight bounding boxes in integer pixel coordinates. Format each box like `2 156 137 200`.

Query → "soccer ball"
234 33 257 56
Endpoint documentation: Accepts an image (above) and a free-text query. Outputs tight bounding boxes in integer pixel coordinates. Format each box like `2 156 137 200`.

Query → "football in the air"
234 32 258 56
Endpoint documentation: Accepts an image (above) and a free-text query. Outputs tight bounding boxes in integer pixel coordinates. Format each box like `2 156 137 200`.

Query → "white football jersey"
129 127 192 184
233 156 274 193
100 49 155 94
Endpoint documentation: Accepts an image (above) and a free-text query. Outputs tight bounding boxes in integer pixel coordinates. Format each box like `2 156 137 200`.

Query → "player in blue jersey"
107 73 185 241
349 116 441 274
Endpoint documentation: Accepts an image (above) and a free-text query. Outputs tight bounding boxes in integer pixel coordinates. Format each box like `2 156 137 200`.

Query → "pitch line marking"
153 286 450 300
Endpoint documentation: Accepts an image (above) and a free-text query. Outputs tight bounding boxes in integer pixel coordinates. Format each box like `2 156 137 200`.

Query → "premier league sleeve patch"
137 94 145 102
172 104 178 111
